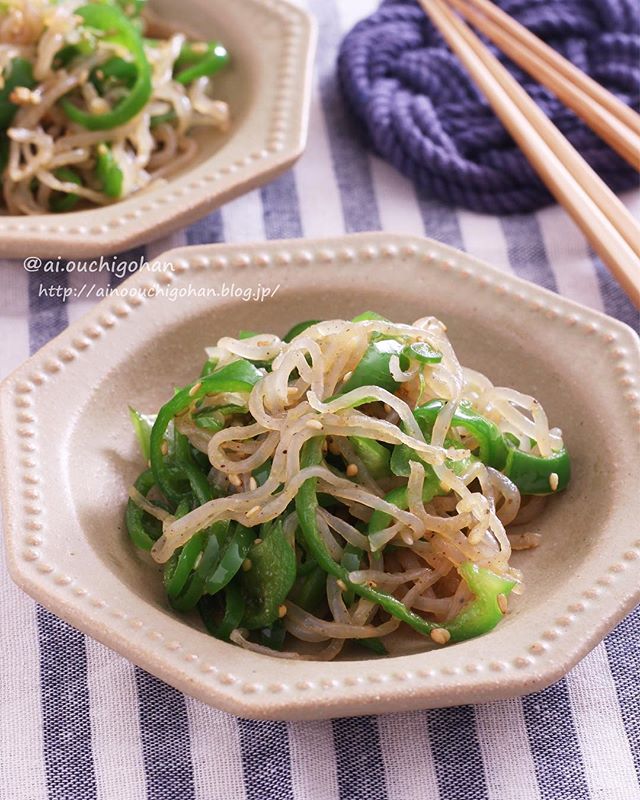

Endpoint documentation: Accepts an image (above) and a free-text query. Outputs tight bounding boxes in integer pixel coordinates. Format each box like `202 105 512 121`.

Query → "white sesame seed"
9 86 40 106
246 505 261 518
249 477 258 491
160 441 169 456
383 404 392 414
253 538 263 545
228 473 241 488
336 579 347 592
306 419 323 430
346 463 358 477
549 472 559 491
342 371 353 383
188 382 202 397
278 604 287 618
497 593 508 614
430 628 451 645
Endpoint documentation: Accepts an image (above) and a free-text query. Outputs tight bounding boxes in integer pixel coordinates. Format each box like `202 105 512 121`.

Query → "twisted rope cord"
338 0 640 213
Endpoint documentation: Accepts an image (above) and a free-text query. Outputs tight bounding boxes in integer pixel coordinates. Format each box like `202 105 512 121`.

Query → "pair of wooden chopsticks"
417 0 640 308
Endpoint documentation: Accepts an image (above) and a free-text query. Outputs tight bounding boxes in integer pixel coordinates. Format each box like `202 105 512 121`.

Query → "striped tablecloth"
1 1 638 798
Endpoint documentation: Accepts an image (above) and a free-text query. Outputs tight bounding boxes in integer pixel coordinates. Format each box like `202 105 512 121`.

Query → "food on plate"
0 0 230 214
126 312 571 659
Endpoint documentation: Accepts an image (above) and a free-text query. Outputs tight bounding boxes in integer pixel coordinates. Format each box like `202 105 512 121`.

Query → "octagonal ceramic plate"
0 0 315 259
1 233 639 720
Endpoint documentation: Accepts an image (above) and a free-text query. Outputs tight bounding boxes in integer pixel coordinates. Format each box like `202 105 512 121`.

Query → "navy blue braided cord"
338 0 640 214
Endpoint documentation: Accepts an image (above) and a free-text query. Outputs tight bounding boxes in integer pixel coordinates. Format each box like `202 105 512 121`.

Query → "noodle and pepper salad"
126 313 571 659
0 0 230 214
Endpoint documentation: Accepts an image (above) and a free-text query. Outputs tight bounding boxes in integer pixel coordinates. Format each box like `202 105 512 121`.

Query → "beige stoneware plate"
1 233 639 721
0 0 315 259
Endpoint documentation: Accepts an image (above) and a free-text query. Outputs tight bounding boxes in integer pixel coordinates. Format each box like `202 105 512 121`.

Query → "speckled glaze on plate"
0 0 316 259
1 233 639 720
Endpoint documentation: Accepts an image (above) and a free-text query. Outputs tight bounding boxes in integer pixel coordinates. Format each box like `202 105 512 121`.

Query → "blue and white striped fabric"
1 2 638 798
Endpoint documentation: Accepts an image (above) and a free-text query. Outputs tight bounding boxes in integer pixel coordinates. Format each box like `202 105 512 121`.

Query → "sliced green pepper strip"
174 41 229 85
446 563 515 640
125 469 162 551
91 56 137 93
49 167 82 213
297 439 514 643
170 522 228 611
96 144 124 198
191 406 225 432
128 406 155 461
199 581 245 641
351 311 389 322
414 400 570 495
414 400 508 468
203 523 254 596
358 637 387 655
503 440 571 495
257 620 287 651
174 433 213 506
283 320 320 343
0 57 35 129
163 523 206 599
61 5 152 130
54 40 95 69
340 544 362 606
348 436 391 480
240 520 297 629
289 564 326 613
341 339 406 395
199 358 218 377
149 359 262 502
402 341 442 364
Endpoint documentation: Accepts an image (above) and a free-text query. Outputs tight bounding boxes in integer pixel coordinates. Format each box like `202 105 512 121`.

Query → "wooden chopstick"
447 0 640 139
416 0 640 307
441 0 640 258
447 0 640 168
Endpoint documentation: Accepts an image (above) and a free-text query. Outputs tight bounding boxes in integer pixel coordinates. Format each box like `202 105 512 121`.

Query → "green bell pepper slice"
503 440 571 495
0 57 35 129
341 339 406 395
125 468 163 551
49 167 82 213
198 581 245 641
61 5 152 130
289 564 326 613
203 523 254 596
414 400 508 468
149 358 262 502
402 341 443 365
240 520 297 629
414 399 570 495
348 436 391 480
96 144 124 198
283 319 320 343
170 521 229 611
174 40 230 85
